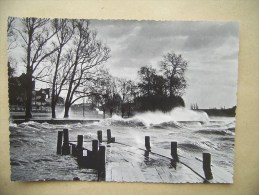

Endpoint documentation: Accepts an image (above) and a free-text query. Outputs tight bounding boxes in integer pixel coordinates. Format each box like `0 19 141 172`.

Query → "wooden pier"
56 129 232 183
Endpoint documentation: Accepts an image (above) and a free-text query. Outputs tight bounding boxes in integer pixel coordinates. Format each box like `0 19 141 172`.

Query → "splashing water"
133 107 210 125
97 107 210 128
9 107 235 181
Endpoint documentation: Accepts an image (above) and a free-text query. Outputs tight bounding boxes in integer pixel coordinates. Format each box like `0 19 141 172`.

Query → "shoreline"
10 118 234 125
11 119 101 124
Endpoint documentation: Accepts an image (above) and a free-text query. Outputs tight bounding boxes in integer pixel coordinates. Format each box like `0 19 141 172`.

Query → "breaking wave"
133 107 210 124
98 115 147 127
9 107 235 181
98 107 210 128
178 143 206 152
195 129 234 136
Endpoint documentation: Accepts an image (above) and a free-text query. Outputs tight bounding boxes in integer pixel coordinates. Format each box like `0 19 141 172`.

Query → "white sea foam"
9 122 18 128
132 107 210 125
97 107 210 128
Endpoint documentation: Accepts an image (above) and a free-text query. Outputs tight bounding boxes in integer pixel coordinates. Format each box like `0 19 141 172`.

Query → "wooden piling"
97 130 102 143
92 140 99 153
72 144 76 156
98 145 106 180
171 142 179 162
107 129 115 143
77 135 83 148
111 137 115 143
77 135 83 157
107 129 111 143
62 129 70 155
57 131 63 154
203 153 213 180
145 136 151 151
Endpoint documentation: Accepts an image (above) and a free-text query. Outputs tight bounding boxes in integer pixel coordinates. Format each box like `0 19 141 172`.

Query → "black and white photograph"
8 17 239 183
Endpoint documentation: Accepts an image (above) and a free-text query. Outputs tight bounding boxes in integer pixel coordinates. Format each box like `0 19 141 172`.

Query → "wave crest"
98 115 147 127
97 108 210 128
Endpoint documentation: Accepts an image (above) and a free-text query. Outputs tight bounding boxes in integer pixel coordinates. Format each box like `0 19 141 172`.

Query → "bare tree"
107 78 121 117
16 17 60 118
138 66 157 97
96 70 112 118
90 69 119 119
7 17 18 78
49 19 74 118
63 20 110 118
118 78 136 117
160 52 188 97
7 17 17 50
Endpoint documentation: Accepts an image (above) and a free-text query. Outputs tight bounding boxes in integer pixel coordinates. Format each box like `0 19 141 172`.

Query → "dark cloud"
91 20 139 39
10 18 239 108
90 20 239 108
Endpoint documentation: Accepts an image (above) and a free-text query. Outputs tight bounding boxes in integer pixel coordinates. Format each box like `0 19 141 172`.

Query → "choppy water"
9 108 235 182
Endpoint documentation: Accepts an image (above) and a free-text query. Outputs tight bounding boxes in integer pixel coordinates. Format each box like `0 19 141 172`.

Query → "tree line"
7 17 188 119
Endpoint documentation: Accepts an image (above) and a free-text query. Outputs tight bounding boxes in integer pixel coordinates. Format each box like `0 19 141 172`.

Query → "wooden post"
90 139 99 169
57 131 63 154
98 145 106 180
171 142 179 162
77 135 83 158
92 140 99 153
77 135 83 148
203 153 213 180
72 144 76 156
97 130 102 143
62 129 70 155
73 177 80 181
107 129 111 143
145 136 151 151
111 137 115 143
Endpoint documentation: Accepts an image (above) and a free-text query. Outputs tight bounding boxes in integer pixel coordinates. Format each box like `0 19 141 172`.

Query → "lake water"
9 108 235 182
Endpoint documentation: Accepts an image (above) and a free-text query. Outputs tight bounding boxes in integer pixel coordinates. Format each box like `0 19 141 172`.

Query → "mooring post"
98 145 106 180
111 137 115 143
203 153 213 180
72 144 76 156
171 142 179 162
97 130 102 143
57 131 63 154
107 129 111 143
145 136 151 151
62 129 70 155
76 135 83 158
92 140 99 153
91 139 99 169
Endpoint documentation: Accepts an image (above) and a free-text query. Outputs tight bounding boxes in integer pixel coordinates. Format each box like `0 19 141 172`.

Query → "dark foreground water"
9 108 235 182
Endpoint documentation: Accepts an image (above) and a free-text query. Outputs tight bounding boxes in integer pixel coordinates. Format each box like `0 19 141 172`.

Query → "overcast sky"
90 20 239 109
10 19 239 109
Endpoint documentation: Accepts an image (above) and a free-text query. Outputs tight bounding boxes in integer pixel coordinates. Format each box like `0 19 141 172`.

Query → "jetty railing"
56 128 214 182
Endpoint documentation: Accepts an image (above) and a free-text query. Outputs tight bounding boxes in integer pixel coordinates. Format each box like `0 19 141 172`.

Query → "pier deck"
57 128 233 183
105 142 203 183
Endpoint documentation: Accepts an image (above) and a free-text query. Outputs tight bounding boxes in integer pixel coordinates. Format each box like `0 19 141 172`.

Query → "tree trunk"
25 70 32 119
127 104 131 117
121 104 125 118
169 78 173 97
103 109 106 119
64 102 70 118
51 68 57 118
51 102 56 118
121 108 124 118
51 76 57 118
110 108 113 117
51 45 62 119
25 27 33 119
